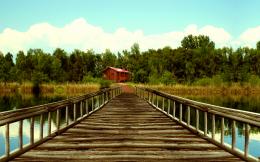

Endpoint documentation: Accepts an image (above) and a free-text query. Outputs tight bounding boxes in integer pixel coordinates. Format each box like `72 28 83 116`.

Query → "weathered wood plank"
11 93 243 162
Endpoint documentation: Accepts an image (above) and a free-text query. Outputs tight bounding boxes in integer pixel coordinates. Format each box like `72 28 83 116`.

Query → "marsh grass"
135 83 260 96
0 82 99 96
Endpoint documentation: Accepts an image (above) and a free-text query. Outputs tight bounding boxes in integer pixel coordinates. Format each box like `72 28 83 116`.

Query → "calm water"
0 93 260 158
181 95 260 158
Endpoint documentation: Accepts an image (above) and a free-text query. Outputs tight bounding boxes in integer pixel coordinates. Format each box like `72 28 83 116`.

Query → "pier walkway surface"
11 93 242 162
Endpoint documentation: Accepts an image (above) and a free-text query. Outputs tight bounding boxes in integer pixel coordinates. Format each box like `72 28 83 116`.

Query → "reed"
0 82 100 95
135 83 260 96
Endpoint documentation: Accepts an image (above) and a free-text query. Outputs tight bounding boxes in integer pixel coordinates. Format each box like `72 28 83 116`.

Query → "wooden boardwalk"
11 93 243 162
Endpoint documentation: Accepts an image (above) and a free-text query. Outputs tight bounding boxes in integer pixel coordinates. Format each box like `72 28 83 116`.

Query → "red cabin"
103 67 130 82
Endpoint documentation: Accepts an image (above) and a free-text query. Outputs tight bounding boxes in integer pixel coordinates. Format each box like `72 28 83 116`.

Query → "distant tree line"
0 35 260 85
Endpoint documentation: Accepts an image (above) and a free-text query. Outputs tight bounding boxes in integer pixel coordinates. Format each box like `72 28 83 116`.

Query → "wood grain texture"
11 93 243 162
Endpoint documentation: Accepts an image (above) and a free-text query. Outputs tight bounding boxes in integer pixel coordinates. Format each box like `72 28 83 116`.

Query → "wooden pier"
1 86 260 161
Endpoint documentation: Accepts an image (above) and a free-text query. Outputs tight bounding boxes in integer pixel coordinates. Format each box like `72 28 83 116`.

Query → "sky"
0 0 260 53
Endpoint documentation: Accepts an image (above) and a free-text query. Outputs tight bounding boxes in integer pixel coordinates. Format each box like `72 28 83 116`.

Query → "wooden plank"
11 93 243 162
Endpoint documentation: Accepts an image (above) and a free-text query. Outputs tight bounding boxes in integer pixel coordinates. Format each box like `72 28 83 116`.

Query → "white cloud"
239 26 260 48
0 18 259 54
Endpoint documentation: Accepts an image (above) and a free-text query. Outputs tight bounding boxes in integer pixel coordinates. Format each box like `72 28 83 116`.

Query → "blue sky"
0 0 260 53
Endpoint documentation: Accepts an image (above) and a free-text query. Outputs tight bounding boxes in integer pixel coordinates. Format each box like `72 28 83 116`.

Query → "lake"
0 93 259 158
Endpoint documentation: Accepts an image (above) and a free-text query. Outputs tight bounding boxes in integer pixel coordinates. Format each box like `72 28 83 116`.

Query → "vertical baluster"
173 101 176 118
162 98 165 111
73 103 76 121
30 117 34 144
148 91 150 102
102 93 105 106
221 117 224 145
232 120 236 150
212 114 215 139
80 101 83 117
179 103 182 122
187 106 190 126
56 109 60 131
167 99 170 115
244 124 250 157
40 114 43 139
151 93 154 105
5 123 10 157
204 112 207 136
92 97 94 111
66 106 69 125
19 120 23 150
196 109 199 130
48 111 51 135
85 99 88 115
156 95 159 108
97 95 100 108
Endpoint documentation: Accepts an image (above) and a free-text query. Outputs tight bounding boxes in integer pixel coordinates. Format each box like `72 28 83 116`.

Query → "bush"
82 75 100 83
160 71 176 85
193 75 224 86
248 75 260 86
99 79 112 89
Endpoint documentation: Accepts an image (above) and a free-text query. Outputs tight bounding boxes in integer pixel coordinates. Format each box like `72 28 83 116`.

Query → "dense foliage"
0 35 260 85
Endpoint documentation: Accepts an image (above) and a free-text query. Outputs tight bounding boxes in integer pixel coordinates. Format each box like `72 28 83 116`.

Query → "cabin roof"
104 67 130 73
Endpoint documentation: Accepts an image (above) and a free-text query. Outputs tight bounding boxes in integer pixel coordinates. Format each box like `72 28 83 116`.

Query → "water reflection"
180 95 260 158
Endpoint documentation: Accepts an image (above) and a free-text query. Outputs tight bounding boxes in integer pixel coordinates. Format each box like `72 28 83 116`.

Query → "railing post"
48 111 51 135
66 105 69 125
19 120 23 150
173 101 176 118
85 99 89 114
73 103 76 121
80 101 83 117
40 114 43 139
196 109 199 130
148 91 150 102
92 97 94 111
151 93 154 105
102 93 105 106
232 120 236 150
5 123 10 157
204 112 207 136
162 98 165 111
244 124 250 157
187 106 190 126
221 117 224 145
167 99 170 115
56 109 60 130
212 114 215 139
156 95 159 108
97 95 100 108
30 117 34 144
179 103 182 122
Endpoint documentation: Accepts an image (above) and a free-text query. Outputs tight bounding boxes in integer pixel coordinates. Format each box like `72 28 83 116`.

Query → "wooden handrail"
136 86 260 162
138 87 260 127
0 86 122 162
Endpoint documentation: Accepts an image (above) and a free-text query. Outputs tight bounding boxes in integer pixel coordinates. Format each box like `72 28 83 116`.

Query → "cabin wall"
103 69 130 82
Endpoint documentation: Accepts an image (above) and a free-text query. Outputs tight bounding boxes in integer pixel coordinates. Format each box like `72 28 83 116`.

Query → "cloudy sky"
0 0 260 54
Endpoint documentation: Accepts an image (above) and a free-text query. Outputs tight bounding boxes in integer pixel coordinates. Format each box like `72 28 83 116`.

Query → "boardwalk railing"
136 86 260 162
0 87 122 162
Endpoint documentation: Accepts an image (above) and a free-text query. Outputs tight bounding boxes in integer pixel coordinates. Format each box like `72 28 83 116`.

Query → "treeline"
0 35 260 85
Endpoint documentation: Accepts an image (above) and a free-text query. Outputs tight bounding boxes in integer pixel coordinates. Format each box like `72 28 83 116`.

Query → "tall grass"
0 82 99 96
136 83 260 96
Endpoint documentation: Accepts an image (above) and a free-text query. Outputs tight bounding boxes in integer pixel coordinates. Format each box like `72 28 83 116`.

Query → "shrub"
99 79 111 89
193 75 224 86
248 75 260 86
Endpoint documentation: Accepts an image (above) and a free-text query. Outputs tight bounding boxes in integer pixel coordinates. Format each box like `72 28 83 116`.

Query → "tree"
257 41 260 50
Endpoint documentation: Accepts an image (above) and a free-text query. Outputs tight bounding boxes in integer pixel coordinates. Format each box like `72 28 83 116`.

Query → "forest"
0 35 260 86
